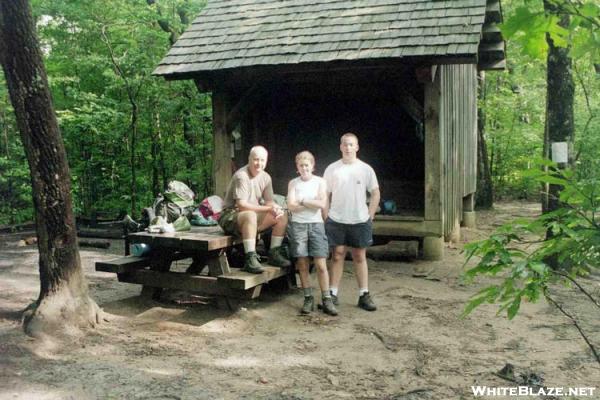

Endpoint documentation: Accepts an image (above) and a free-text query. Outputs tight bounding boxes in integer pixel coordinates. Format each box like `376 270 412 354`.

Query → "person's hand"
271 204 284 219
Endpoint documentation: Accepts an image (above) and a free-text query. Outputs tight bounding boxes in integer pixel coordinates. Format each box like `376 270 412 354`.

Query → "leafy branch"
462 161 600 365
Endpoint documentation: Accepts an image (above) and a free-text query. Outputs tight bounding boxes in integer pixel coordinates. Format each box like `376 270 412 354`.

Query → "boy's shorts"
325 217 373 248
288 221 329 258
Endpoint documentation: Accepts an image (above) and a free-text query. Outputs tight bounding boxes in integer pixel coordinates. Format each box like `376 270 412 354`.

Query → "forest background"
0 0 598 225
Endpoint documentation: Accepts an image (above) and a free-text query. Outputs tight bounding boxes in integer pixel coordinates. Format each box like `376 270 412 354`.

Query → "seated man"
218 145 291 274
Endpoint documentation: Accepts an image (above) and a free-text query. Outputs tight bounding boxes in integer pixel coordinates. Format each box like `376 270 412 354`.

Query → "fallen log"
367 240 419 260
78 240 111 249
77 228 125 239
0 222 35 234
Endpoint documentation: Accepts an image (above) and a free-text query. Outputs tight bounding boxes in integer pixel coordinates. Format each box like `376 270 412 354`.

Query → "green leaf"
507 296 522 320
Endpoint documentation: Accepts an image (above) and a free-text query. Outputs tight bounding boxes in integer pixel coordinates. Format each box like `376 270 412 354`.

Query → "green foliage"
481 0 600 200
501 0 599 63
1 0 213 220
463 161 600 319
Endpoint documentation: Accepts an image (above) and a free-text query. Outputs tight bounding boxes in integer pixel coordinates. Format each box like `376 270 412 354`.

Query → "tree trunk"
130 101 138 218
151 110 161 197
476 71 494 209
543 2 574 213
0 0 103 339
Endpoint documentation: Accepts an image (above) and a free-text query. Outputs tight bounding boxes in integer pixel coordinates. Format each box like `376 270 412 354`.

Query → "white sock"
243 239 256 253
270 235 284 249
330 287 338 296
359 288 369 296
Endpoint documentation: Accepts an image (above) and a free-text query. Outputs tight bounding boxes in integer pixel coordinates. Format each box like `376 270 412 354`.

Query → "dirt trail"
1 201 598 399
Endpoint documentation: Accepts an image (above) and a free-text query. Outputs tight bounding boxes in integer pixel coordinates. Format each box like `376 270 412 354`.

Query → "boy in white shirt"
287 151 337 316
324 133 380 311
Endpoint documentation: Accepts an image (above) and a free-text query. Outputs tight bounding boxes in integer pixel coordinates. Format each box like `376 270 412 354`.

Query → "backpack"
153 181 196 223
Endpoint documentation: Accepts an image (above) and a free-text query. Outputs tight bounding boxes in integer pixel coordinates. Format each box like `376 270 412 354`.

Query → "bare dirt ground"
1 201 599 400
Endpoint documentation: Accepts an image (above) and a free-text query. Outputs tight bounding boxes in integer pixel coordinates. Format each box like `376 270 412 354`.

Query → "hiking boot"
268 246 291 268
330 292 339 306
242 251 264 274
321 297 338 316
358 292 377 311
301 296 314 314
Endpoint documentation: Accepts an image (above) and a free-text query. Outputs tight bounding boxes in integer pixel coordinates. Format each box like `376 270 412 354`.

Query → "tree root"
22 283 109 340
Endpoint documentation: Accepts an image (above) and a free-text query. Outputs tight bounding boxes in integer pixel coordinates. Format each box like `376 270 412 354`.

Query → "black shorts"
325 217 373 249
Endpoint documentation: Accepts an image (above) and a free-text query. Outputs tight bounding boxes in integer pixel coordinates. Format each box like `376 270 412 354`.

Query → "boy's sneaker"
330 292 339 305
242 252 264 274
268 246 291 268
301 296 314 314
321 297 338 316
358 292 377 311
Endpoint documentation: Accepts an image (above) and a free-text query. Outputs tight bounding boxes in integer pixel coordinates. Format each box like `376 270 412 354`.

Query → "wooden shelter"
154 0 505 260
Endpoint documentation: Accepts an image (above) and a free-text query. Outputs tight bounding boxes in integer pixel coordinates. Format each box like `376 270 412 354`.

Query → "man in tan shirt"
218 146 290 273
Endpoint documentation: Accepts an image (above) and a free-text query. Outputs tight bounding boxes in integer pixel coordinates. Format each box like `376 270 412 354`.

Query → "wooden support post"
448 219 461 244
212 89 232 198
462 193 476 228
207 250 231 276
423 66 444 260
423 236 444 260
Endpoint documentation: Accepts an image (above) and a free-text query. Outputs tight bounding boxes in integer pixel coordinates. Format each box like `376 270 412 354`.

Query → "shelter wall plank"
212 89 232 198
424 66 442 223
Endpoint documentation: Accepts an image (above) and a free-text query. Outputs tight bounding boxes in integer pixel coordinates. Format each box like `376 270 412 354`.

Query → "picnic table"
96 226 293 304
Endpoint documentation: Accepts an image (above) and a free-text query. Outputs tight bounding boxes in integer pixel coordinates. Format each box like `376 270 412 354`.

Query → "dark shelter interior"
234 69 425 217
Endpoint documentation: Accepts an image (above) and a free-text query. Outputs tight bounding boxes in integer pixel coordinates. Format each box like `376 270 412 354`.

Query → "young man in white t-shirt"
324 133 380 311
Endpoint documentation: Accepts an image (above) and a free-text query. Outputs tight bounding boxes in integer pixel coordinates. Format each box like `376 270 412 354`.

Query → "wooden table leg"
186 254 208 274
207 249 231 276
140 249 174 300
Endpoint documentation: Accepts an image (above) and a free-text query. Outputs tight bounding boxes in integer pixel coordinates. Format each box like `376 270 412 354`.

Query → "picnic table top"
128 226 240 252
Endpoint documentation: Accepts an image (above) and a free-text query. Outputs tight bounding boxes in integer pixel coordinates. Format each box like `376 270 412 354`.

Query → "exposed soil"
1 201 599 399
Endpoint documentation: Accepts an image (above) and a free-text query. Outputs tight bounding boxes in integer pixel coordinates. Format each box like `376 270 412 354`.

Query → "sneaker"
242 251 264 274
301 296 314 314
358 292 377 311
321 297 338 316
330 292 339 306
268 246 291 268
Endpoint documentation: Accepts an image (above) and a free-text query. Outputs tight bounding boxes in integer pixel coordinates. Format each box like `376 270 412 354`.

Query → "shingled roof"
154 0 505 78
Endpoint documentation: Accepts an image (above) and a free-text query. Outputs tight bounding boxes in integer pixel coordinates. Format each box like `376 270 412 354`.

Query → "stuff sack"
199 195 224 220
154 181 196 223
164 180 195 208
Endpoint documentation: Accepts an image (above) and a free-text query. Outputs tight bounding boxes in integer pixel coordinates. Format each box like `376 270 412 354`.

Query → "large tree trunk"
0 0 103 339
476 71 494 209
543 1 574 215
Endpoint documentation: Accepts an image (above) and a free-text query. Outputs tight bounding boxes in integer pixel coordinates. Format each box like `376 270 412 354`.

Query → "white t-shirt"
324 159 379 224
289 176 324 223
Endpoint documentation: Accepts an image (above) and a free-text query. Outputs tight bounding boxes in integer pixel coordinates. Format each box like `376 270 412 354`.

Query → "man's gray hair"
249 145 268 160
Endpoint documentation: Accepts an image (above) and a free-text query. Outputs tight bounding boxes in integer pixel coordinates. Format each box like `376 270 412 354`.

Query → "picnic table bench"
95 226 292 303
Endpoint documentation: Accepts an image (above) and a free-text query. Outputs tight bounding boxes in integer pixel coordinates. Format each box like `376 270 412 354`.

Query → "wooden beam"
478 42 505 61
478 59 506 71
188 56 474 91
212 89 233 198
415 65 438 84
225 84 260 133
399 94 424 124
372 219 443 237
218 266 289 290
482 24 503 43
118 270 255 298
96 256 150 274
485 0 502 24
